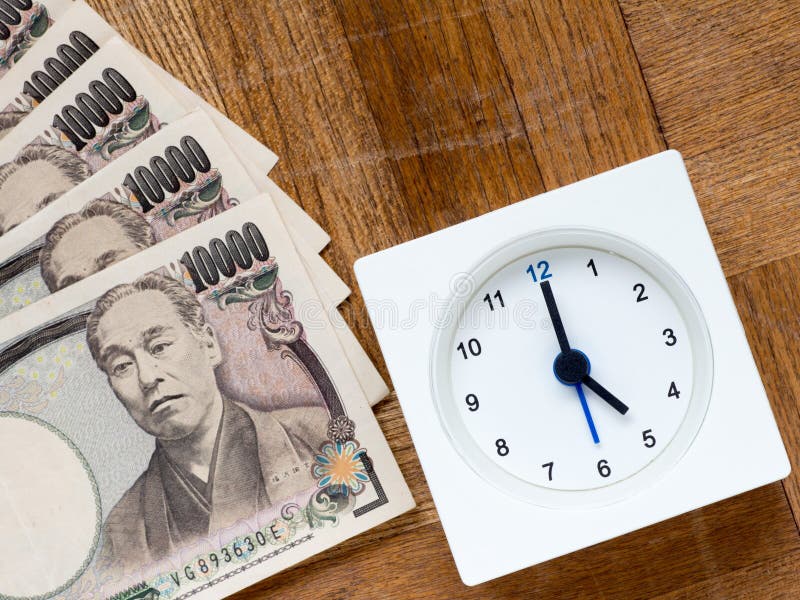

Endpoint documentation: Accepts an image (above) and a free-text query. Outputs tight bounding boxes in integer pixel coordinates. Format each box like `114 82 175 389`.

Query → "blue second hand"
575 382 600 444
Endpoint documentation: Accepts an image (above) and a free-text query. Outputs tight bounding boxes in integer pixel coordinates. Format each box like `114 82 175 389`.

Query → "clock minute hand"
539 280 570 353
582 375 630 415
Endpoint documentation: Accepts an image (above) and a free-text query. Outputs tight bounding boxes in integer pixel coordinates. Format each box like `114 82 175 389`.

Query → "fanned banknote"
0 110 282 312
0 0 72 79
0 5 328 253
0 198 413 598
0 0 111 138
0 109 387 404
0 38 187 236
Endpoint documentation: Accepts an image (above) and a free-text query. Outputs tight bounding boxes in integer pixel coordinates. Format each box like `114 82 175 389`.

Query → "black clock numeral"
668 381 681 399
662 328 677 346
597 459 611 478
456 338 482 359
495 439 509 456
465 393 479 412
542 461 554 481
483 290 505 311
633 283 649 302
587 258 598 277
642 429 656 448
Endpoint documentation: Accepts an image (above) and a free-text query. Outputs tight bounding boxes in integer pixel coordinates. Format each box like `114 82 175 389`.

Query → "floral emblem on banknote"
0 2 51 68
313 440 370 496
327 414 356 442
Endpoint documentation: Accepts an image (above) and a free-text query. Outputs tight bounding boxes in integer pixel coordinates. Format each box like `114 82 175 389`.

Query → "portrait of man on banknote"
85 272 329 572
0 144 91 235
40 198 156 292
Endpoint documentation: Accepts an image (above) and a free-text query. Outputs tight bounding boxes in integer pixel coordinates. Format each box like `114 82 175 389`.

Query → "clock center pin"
553 349 591 386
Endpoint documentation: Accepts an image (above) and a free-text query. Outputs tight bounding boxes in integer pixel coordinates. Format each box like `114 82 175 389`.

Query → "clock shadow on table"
234 481 797 599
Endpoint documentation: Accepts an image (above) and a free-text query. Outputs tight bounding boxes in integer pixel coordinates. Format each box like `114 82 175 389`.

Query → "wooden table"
90 0 800 597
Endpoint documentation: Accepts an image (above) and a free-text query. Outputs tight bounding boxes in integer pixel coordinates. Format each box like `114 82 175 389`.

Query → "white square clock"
354 150 790 585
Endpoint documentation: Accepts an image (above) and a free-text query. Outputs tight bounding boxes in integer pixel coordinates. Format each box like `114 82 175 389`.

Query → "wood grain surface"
86 0 800 597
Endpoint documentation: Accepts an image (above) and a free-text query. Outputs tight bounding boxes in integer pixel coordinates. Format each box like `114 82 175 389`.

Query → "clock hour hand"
582 375 629 415
539 280 570 353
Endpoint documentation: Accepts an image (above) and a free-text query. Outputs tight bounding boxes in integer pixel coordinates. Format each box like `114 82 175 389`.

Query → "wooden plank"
619 0 800 276
653 552 800 600
683 121 800 273
729 255 800 527
619 0 800 156
479 0 664 187
88 0 227 110
234 483 799 599
334 0 546 229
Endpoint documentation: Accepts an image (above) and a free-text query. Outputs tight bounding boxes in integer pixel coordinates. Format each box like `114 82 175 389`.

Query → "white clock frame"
354 150 789 585
430 228 715 509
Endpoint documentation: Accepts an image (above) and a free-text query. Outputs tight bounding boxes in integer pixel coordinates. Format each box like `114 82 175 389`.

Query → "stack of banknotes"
0 2 413 598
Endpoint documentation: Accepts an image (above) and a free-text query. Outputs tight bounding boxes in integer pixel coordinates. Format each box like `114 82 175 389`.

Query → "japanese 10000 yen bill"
0 9 330 254
0 38 187 237
0 199 414 599
0 0 327 256
0 0 114 137
0 109 325 312
0 0 72 79
0 1 281 184
0 0 279 180
0 108 388 404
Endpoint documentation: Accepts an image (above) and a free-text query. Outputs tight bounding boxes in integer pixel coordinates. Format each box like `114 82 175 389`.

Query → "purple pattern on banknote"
0 1 53 76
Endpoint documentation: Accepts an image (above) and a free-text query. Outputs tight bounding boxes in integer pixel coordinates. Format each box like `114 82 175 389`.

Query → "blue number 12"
526 260 552 282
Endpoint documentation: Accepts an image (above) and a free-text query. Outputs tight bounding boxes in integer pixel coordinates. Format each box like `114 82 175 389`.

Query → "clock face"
431 229 713 508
